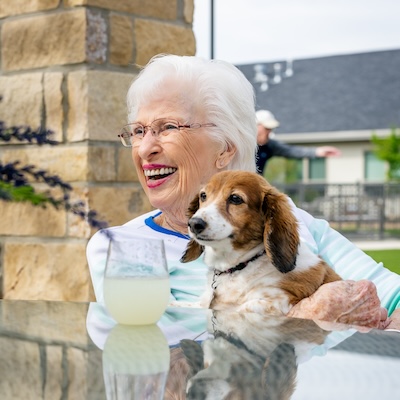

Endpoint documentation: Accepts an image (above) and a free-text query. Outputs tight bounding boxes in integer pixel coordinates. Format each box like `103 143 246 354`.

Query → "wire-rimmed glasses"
117 118 216 147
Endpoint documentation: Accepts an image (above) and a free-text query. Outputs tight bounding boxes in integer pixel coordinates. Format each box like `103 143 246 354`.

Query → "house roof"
236 49 400 135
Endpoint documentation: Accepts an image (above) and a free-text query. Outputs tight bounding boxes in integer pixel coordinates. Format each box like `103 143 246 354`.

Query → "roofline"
276 128 392 144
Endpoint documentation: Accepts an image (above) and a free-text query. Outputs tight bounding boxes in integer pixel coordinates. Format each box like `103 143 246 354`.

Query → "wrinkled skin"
287 280 392 331
387 308 400 331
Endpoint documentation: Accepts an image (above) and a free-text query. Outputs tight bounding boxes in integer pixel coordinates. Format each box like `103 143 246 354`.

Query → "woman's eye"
228 194 244 205
133 127 144 136
200 192 207 202
163 122 179 131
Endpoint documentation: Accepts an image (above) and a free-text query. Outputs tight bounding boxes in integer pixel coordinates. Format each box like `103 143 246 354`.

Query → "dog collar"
210 250 266 300
213 249 266 280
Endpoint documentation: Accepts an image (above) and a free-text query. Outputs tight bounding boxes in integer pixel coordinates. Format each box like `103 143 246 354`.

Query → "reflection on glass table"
88 301 400 400
103 324 170 400
0 299 399 399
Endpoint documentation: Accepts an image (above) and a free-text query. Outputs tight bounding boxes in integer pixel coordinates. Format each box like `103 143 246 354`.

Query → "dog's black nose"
188 217 207 234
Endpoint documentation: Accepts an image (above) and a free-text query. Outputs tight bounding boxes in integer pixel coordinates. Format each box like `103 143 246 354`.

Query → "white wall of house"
327 142 369 184
277 129 390 184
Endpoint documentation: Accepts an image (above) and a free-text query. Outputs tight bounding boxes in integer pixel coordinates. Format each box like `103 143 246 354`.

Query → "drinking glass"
103 237 170 325
103 323 170 400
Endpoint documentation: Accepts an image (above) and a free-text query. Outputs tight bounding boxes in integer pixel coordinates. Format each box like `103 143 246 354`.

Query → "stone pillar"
0 0 195 300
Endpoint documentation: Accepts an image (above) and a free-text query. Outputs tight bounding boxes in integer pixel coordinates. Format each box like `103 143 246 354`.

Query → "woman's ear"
216 143 237 169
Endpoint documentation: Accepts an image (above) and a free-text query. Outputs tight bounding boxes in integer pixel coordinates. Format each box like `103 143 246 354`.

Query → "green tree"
371 127 400 181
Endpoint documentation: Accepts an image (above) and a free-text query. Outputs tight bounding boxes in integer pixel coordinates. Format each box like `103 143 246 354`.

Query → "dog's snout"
188 217 207 234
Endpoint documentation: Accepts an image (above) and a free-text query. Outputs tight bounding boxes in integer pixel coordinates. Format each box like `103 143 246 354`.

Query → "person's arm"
289 201 400 329
267 140 341 160
267 139 318 159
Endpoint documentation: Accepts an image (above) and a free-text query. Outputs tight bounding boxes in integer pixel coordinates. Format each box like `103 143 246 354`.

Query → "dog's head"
180 171 300 274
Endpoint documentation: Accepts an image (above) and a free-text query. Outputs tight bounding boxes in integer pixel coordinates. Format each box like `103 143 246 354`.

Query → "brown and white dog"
181 170 341 315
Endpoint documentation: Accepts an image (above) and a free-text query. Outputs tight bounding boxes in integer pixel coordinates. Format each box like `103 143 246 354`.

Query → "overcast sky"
193 0 400 65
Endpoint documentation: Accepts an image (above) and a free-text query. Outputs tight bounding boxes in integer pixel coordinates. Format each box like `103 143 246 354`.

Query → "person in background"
256 109 341 175
86 54 399 330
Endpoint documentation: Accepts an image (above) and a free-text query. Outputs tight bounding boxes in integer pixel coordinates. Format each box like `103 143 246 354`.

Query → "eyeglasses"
117 118 216 147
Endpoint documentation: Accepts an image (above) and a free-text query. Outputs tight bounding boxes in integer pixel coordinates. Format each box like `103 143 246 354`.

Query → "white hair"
127 54 257 172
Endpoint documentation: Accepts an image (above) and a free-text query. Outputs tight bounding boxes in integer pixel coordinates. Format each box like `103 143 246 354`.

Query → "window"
364 151 385 181
309 158 325 181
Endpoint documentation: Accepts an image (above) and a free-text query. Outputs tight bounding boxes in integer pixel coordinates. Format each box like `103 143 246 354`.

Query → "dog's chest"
206 259 291 314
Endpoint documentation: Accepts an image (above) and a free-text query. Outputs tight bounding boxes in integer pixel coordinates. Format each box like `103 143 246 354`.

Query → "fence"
275 182 400 240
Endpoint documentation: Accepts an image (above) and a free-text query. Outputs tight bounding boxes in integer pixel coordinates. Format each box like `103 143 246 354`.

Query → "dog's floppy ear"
262 343 297 399
181 193 204 263
180 239 204 263
180 339 204 375
262 187 299 273
186 193 200 219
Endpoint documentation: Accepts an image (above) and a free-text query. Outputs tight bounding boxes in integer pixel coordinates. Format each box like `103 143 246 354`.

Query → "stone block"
66 186 93 239
65 0 177 19
86 349 106 397
0 0 60 18
3 242 91 301
67 70 89 142
117 147 139 182
0 73 43 130
88 185 152 227
67 70 135 142
1 9 86 71
0 337 41 399
88 145 117 182
135 19 195 66
67 347 88 400
110 13 134 66
184 0 194 23
44 72 64 142
0 300 90 344
0 201 66 237
44 345 63 400
86 8 107 64
0 145 89 182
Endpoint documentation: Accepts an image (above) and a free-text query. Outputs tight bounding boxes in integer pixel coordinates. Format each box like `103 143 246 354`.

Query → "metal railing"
275 182 400 240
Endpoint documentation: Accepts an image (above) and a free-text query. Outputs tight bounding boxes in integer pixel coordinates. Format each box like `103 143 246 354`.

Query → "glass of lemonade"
103 237 170 325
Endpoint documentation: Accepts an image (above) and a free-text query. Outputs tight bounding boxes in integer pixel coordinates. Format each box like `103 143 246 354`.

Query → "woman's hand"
286 280 390 330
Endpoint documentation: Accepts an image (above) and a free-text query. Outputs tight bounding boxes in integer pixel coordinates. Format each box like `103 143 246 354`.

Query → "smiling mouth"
144 167 177 180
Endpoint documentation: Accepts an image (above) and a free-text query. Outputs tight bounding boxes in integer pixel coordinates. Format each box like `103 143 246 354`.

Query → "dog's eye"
228 194 244 205
200 192 207 202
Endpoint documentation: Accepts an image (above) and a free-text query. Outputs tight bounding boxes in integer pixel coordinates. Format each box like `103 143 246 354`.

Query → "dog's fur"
181 170 341 315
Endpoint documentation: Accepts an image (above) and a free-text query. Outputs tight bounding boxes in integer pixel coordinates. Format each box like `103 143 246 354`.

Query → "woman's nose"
136 130 162 159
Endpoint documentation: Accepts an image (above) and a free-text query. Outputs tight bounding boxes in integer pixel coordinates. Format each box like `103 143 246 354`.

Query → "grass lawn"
364 249 400 275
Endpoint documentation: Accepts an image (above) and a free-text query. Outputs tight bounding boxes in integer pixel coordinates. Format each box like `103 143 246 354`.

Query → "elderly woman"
87 54 400 330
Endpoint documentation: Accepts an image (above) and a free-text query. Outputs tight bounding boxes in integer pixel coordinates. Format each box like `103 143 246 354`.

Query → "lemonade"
104 276 170 325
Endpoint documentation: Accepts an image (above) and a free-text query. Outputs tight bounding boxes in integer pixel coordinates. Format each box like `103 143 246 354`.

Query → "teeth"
144 168 176 177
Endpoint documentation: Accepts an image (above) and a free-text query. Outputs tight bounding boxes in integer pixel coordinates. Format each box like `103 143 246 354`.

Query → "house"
236 49 400 184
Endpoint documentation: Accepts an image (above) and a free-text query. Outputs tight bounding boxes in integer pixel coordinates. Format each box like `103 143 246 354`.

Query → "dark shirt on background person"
256 139 318 174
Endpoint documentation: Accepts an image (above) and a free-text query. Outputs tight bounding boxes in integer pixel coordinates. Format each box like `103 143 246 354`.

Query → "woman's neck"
155 212 188 235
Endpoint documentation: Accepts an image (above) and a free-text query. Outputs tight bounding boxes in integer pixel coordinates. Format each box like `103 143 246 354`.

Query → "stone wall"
0 300 105 399
0 0 196 300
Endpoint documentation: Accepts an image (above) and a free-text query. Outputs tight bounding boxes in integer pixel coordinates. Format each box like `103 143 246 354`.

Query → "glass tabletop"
0 299 399 399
